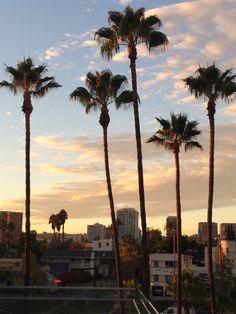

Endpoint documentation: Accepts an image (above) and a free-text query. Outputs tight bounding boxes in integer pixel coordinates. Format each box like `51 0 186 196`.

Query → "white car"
160 307 196 314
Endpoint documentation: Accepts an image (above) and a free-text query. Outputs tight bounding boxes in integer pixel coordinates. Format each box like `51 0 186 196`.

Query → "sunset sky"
0 0 235 235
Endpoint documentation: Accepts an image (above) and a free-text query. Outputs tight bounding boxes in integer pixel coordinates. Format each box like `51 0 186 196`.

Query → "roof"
41 250 115 259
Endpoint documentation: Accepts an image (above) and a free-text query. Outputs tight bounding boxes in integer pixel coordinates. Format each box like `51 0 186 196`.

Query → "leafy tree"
167 270 207 314
0 58 61 285
147 112 202 314
147 228 162 253
70 69 132 288
95 6 168 297
183 64 236 313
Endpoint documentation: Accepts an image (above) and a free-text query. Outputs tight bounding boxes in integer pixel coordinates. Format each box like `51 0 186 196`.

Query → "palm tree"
55 214 62 242
49 214 57 240
183 64 236 313
147 112 202 314
70 69 132 288
0 57 61 285
58 209 68 243
95 6 168 296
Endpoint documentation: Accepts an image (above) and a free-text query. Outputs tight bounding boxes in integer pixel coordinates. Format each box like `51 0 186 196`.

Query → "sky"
0 0 235 236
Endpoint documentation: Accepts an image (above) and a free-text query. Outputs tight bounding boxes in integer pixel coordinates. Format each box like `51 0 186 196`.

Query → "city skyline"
0 0 235 235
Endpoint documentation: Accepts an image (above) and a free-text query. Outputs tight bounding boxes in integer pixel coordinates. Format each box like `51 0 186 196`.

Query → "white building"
150 253 193 297
221 239 236 276
116 208 139 241
92 239 113 251
87 223 107 241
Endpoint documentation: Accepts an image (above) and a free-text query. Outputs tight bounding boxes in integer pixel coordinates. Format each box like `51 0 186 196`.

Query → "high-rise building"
0 211 23 242
220 223 236 240
198 222 218 244
116 208 139 241
165 216 177 238
87 223 107 241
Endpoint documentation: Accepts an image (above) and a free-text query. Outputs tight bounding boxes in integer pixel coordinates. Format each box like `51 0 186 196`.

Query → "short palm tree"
49 214 57 240
147 112 202 314
70 69 133 288
58 209 68 243
183 64 236 313
95 6 168 297
0 57 61 285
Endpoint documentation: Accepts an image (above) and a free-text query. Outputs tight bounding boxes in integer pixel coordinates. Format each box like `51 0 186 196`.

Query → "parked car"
160 306 196 314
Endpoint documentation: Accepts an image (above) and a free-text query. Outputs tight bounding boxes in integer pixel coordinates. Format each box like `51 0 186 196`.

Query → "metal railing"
0 286 159 314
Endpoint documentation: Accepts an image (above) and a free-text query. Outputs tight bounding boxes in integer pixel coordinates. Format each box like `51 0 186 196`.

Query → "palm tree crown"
95 6 168 59
183 64 236 103
147 112 203 152
0 57 61 112
70 70 133 115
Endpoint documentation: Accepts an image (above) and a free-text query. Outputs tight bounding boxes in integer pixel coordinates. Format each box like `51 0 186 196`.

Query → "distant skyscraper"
87 223 107 241
220 223 236 240
198 222 218 244
166 216 177 237
0 211 23 242
116 208 139 241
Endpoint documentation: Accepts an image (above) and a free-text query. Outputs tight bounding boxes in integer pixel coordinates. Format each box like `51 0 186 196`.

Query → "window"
98 242 101 248
165 261 174 268
165 275 173 284
106 242 109 246
154 275 159 282
154 261 159 268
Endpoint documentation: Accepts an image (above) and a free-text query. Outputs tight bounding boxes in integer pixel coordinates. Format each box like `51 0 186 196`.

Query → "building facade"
87 223 107 241
165 216 177 238
116 208 139 241
220 223 236 240
0 211 23 242
198 222 218 244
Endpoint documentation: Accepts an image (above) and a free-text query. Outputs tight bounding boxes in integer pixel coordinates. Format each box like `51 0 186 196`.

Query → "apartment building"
87 223 107 241
0 211 23 242
116 208 139 241
198 222 218 244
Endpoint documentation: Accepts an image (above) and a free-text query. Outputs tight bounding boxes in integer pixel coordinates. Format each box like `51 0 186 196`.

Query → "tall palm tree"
70 69 132 288
58 209 68 243
95 6 168 296
0 57 61 285
49 214 57 240
55 214 61 242
147 112 202 314
183 64 236 313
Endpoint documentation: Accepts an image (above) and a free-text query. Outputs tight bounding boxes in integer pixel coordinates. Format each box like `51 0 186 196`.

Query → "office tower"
116 208 139 241
198 222 218 244
220 223 236 240
0 211 23 242
87 223 107 241
166 216 177 237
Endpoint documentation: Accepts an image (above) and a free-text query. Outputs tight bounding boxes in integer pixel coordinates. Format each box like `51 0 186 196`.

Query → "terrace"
0 286 159 314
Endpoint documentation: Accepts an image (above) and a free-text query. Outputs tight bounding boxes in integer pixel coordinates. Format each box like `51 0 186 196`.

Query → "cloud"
44 47 62 60
118 0 132 5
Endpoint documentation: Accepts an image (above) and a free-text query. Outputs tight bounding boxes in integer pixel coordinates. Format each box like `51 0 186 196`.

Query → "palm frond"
111 74 128 96
115 90 133 109
145 15 162 28
0 80 18 94
149 31 168 50
185 141 203 152
108 11 123 26
70 87 92 104
32 81 61 98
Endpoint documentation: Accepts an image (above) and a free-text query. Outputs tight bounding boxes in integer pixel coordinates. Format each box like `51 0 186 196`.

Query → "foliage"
147 228 162 253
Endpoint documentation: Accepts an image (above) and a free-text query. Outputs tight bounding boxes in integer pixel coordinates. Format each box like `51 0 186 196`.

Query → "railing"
0 286 159 314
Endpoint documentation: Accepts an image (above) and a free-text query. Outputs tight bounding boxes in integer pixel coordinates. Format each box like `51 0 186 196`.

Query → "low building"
150 253 193 297
41 250 115 280
92 239 113 251
0 258 22 272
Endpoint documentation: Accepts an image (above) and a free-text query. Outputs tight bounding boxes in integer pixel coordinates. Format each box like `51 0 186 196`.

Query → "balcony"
0 286 159 314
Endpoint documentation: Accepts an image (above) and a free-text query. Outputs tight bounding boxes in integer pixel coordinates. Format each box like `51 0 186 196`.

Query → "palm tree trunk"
24 111 31 286
128 42 149 298
62 224 64 243
100 106 123 288
207 100 216 314
174 148 182 314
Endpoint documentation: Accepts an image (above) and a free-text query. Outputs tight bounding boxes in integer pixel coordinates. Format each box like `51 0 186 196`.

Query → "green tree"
183 64 236 313
58 209 68 243
70 69 132 288
95 6 168 297
0 58 61 285
167 270 207 314
147 228 162 253
147 112 202 314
